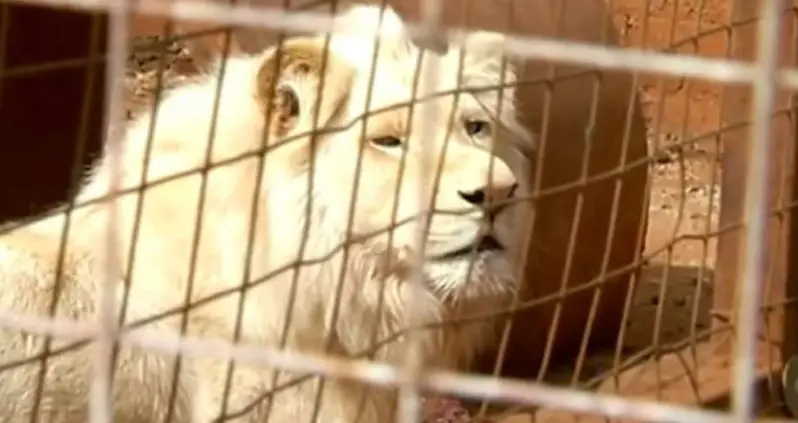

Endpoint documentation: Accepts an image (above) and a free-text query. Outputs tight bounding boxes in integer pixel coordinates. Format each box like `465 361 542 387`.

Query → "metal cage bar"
715 0 798 413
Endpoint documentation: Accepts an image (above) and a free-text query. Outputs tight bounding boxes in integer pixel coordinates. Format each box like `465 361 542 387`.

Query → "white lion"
0 5 532 423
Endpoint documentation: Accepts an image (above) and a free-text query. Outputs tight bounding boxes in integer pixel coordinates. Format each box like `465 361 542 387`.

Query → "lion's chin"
421 250 515 303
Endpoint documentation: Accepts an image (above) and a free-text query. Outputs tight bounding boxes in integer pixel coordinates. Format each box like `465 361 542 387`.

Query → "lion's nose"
454 151 518 208
457 182 518 207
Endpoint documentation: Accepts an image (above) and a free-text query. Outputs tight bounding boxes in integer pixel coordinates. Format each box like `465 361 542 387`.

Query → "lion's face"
328 70 516 254
319 27 529 297
260 9 531 301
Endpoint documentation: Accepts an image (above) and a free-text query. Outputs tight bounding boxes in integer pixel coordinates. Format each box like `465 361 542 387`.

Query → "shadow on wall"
543 262 715 385
462 262 714 416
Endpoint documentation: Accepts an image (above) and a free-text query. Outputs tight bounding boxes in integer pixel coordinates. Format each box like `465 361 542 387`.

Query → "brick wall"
610 0 731 142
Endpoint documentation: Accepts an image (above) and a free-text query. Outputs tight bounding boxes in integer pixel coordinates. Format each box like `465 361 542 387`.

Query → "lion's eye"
276 86 300 118
273 85 300 134
464 120 491 137
370 136 402 148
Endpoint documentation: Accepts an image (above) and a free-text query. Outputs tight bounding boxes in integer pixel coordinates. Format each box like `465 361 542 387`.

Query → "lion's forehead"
351 74 483 127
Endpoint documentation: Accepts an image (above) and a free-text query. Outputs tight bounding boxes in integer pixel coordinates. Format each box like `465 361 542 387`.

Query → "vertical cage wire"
731 0 783 420
400 0 443 422
0 0 794 422
92 0 131 420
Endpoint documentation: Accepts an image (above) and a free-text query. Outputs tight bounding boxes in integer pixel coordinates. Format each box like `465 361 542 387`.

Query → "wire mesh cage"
0 0 796 422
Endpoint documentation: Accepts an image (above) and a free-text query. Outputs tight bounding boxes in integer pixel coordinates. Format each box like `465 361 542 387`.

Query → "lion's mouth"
431 235 504 262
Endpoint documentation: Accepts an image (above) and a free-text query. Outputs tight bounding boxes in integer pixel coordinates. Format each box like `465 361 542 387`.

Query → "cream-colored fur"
0 5 531 423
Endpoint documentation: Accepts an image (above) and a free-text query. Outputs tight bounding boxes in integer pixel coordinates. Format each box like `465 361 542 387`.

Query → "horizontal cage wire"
0 0 796 423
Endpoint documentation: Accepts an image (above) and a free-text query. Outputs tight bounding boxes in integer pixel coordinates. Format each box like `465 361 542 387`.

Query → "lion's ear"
256 38 354 138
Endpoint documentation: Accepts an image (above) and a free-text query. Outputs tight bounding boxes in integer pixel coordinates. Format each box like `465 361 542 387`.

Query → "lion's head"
255 5 532 362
